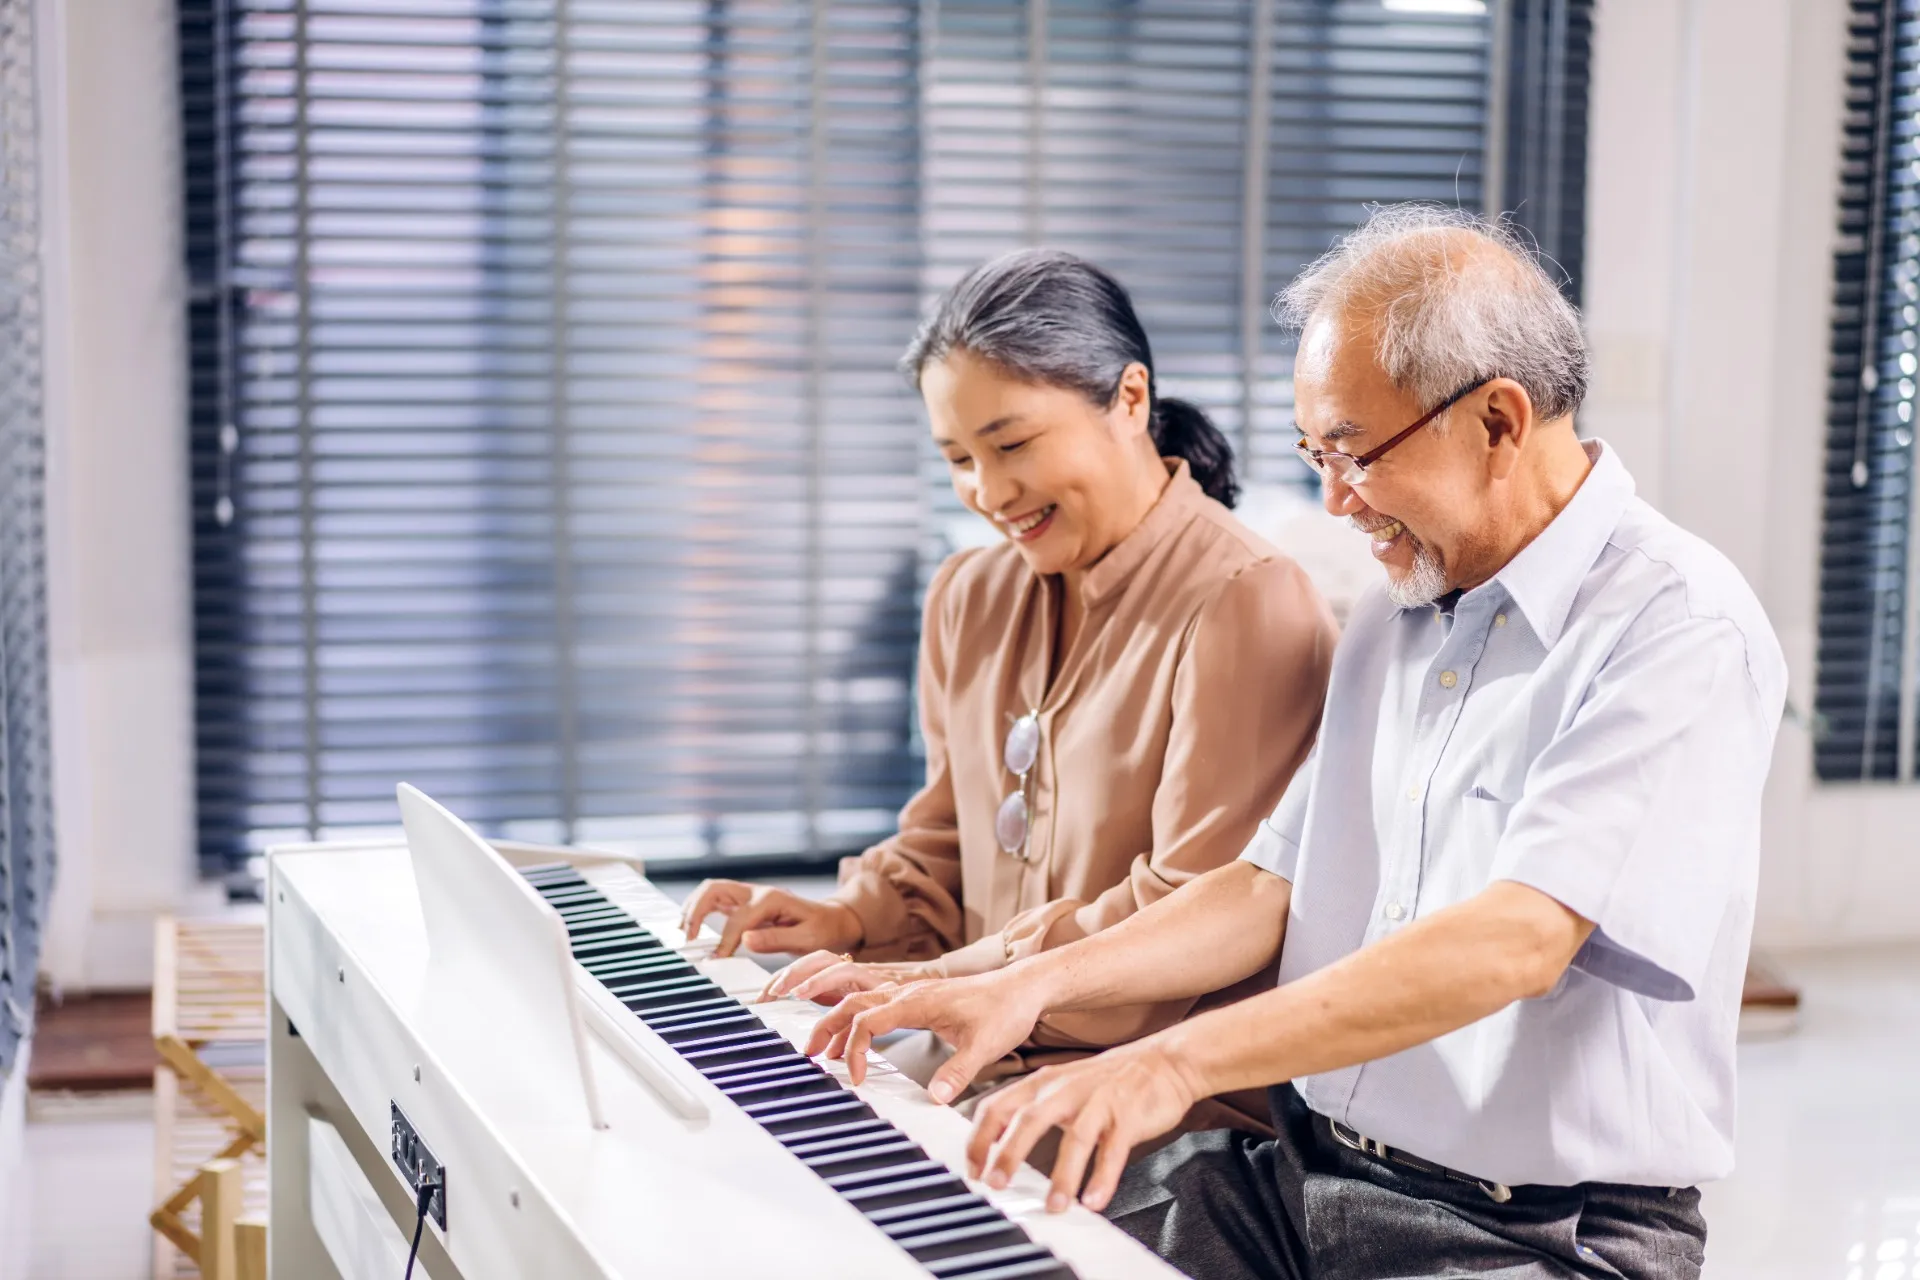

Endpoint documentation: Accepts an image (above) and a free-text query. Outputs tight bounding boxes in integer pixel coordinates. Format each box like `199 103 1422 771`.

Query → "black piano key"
576 936 680 964
628 994 737 1024
907 1227 1038 1268
874 1202 1003 1241
648 1009 761 1039
824 1159 948 1192
667 1026 788 1055
736 1083 848 1116
585 956 692 984
612 975 722 1003
722 1073 838 1105
684 1043 805 1072
759 1096 876 1136
566 919 657 941
955 1260 1078 1280
556 902 630 921
840 1171 971 1209
775 1118 895 1153
708 1063 824 1095
699 1056 823 1090
797 1137 921 1171
924 1244 1054 1277
863 1193 991 1227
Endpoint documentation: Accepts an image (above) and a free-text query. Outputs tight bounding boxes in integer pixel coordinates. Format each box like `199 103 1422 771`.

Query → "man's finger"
965 1087 1021 1179
1047 1114 1102 1213
926 1038 996 1106
988 1095 1067 1189
1081 1125 1134 1213
678 879 725 938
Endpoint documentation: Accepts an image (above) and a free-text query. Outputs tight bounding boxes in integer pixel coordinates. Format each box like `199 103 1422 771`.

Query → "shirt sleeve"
1238 745 1316 883
989 557 1338 1046
1490 615 1782 1002
827 552 972 962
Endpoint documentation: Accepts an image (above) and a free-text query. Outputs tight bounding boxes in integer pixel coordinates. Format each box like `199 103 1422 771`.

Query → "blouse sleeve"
975 556 1337 1045
825 551 973 962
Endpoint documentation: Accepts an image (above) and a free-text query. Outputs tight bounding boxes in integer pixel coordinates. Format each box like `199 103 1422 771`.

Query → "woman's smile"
1001 504 1058 543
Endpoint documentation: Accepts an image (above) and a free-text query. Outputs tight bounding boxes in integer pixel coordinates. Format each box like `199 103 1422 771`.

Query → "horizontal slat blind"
1815 0 1918 781
184 0 1592 873
0 0 54 1075
201 0 925 867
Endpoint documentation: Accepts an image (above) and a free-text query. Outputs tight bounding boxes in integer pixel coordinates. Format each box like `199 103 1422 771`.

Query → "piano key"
908 1229 1039 1269
797 1137 921 1170
873 1202 1003 1241
736 1083 849 1116
862 1193 992 1227
575 936 683 964
774 1118 895 1153
677 1030 788 1060
722 1073 839 1106
949 1259 1078 1280
923 1243 1054 1277
705 1060 822 1092
625 993 736 1023
823 1159 949 1192
646 1008 761 1039
609 974 721 1001
584 955 692 983
759 1096 876 1136
665 1026 787 1054
839 1170 971 1208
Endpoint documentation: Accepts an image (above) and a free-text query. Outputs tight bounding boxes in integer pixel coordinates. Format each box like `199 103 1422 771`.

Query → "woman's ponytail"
1149 397 1239 509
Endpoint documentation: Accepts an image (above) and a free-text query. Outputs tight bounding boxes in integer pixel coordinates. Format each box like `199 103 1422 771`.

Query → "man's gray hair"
1274 205 1589 421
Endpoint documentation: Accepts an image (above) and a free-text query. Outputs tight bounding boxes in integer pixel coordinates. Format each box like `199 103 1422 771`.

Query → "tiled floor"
13 942 1919 1279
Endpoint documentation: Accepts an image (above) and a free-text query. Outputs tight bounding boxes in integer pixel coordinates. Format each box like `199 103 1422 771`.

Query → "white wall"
38 0 211 992
0 1042 28 1280
1584 0 1920 948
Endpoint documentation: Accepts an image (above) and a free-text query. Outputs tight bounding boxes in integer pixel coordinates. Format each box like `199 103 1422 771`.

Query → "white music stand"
399 783 607 1131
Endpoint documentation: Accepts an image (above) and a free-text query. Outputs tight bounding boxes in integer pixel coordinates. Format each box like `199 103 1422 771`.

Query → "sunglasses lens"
1003 713 1040 775
995 790 1029 855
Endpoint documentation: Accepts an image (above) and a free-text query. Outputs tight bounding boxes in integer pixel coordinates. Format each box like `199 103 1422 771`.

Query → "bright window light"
1383 0 1489 13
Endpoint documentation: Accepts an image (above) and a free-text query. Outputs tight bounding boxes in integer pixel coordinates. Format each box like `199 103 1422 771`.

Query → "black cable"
403 1178 439 1280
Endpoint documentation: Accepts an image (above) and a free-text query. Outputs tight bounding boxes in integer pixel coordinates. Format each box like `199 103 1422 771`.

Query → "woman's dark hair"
902 248 1240 508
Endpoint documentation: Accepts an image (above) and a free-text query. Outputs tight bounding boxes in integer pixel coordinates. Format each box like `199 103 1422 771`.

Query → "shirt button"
1494 613 1508 628
1406 786 1420 801
1385 902 1406 921
1439 670 1458 689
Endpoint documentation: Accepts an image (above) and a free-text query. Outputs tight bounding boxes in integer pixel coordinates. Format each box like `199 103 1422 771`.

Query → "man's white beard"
1384 535 1449 609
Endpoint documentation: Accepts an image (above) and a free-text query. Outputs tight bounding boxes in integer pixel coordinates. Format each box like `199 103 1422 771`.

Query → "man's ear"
1482 380 1533 478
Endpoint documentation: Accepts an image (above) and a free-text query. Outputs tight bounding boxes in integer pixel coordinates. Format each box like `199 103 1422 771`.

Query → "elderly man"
800 205 1785 1279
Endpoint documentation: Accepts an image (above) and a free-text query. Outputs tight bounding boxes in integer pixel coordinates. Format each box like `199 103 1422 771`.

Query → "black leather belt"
1324 1117 1514 1203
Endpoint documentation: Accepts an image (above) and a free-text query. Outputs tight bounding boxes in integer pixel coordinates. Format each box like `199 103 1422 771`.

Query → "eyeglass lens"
997 712 1040 856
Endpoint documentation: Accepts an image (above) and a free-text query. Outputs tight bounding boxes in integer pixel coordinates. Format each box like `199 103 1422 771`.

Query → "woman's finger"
761 950 841 1002
715 891 789 958
678 878 739 939
790 961 867 1005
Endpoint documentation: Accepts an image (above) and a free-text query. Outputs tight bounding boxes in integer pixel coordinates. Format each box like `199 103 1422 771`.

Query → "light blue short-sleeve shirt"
1241 440 1786 1188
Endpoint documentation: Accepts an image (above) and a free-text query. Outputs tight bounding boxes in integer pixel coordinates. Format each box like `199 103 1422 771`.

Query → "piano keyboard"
521 863 1080 1280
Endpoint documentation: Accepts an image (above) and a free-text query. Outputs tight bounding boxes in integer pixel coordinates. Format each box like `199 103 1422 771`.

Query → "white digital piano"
267 785 1184 1279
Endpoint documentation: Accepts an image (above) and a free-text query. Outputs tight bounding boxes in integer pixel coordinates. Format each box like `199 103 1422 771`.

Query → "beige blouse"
831 460 1338 1055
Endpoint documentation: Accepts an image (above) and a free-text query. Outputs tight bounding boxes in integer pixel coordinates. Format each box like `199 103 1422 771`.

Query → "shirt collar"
1479 438 1635 647
1076 458 1206 607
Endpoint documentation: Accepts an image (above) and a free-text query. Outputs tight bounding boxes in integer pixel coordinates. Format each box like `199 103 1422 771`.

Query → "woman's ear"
1112 362 1153 439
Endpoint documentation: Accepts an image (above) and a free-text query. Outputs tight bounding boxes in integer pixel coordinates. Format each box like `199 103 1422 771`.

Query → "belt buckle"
1327 1118 1512 1204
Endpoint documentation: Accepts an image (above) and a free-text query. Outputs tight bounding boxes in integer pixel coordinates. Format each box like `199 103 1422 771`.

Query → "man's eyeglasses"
1293 379 1489 487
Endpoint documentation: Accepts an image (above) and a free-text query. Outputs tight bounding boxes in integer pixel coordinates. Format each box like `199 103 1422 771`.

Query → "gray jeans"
1104 1086 1708 1280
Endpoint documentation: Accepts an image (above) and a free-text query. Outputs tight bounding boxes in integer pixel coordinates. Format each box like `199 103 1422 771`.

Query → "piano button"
874 1202 1002 1241
823 1159 947 1192
774 1118 893 1153
861 1193 988 1227
922 1243 1053 1277
759 1097 875 1136
798 1137 920 1171
839 1171 970 1210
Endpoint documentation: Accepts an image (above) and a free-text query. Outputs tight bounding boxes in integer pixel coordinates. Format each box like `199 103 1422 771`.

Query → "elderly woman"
681 248 1336 1088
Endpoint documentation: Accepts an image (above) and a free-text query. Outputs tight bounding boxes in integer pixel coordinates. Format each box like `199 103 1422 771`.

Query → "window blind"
1815 0 1920 781
0 0 55 1076
182 0 1594 876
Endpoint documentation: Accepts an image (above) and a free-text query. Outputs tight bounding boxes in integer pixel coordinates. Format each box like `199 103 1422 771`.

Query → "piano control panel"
390 1101 448 1231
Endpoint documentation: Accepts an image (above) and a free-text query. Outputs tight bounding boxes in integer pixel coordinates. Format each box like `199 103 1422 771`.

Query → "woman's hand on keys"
677 880 865 959
757 951 934 1005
